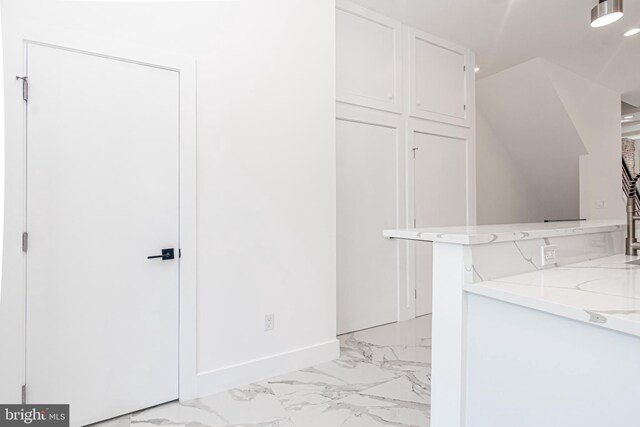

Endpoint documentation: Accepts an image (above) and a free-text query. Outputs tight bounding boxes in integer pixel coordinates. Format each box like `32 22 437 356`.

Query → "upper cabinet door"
409 28 472 127
336 0 402 113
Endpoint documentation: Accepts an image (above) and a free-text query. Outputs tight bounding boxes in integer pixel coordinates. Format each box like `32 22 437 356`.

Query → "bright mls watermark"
0 405 68 427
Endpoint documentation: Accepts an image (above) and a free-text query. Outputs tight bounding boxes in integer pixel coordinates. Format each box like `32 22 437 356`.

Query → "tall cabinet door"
414 133 467 316
337 118 400 334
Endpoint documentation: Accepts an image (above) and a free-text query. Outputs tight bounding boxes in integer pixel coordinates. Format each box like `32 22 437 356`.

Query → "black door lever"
147 248 174 260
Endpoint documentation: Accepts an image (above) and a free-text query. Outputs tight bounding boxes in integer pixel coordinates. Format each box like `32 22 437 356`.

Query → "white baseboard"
189 339 340 400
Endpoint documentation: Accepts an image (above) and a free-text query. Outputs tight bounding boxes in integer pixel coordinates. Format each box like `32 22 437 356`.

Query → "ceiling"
350 0 640 106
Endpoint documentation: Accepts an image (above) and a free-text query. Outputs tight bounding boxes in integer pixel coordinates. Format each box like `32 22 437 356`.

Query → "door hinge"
415 289 417 299
22 232 28 252
16 76 28 102
463 65 466 72
21 384 26 404
412 147 418 159
464 104 467 111
413 218 417 228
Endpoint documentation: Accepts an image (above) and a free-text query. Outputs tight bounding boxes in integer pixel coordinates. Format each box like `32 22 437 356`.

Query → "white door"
25 43 179 426
336 119 399 334
413 133 467 316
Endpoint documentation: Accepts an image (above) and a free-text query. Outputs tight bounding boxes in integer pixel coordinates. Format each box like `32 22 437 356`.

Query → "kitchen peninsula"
384 220 639 427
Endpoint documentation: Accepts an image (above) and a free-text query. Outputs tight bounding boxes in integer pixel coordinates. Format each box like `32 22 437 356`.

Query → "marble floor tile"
89 315 432 427
272 317 432 426
284 393 429 427
360 369 431 405
90 414 131 427
130 384 292 427
266 357 400 406
339 316 432 374
344 316 431 347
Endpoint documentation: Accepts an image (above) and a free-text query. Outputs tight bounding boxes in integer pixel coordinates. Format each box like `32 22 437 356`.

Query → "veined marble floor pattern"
93 315 432 427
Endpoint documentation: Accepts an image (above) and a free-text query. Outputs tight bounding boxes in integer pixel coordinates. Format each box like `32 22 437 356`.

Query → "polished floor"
95 315 431 427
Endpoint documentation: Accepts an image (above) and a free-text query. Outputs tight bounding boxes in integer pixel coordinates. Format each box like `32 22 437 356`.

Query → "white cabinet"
409 28 473 127
336 116 402 334
335 1 475 331
336 0 402 113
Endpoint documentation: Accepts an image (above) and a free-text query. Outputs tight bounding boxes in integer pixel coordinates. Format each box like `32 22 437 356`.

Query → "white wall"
544 61 623 221
477 59 583 225
476 58 622 225
0 0 337 402
476 112 548 224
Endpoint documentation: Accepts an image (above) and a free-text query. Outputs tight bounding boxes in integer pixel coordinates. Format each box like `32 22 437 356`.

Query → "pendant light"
591 0 624 28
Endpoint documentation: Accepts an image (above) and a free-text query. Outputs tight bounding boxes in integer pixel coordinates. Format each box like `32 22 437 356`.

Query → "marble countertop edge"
463 274 640 338
463 255 640 337
383 220 624 245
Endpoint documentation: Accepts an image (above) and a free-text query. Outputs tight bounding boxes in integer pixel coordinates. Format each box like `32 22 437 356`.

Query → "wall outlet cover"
595 200 605 209
264 314 275 332
541 244 558 266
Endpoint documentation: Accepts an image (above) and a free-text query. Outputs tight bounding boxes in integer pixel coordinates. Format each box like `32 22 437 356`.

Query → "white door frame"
11 24 198 402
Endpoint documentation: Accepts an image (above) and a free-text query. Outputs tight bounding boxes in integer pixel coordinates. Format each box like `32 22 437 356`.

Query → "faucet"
626 174 640 255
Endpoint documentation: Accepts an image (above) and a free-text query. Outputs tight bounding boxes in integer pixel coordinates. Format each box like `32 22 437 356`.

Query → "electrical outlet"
595 200 605 209
541 244 558 266
264 314 275 332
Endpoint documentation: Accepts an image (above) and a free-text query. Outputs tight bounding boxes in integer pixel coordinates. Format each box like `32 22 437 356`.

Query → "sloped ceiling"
350 0 640 105
477 58 586 220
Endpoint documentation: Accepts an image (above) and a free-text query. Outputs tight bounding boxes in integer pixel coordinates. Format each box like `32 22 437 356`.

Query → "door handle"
147 248 174 260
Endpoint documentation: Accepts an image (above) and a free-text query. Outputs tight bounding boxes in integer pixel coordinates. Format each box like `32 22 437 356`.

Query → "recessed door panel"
410 28 470 127
415 39 465 119
336 3 402 112
337 119 399 334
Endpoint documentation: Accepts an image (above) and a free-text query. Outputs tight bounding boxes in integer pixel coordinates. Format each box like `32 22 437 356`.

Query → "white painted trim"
176 52 198 404
398 120 414 322
4 21 198 402
195 339 340 398
466 52 477 226
336 0 403 114
336 103 408 326
408 118 472 141
408 27 472 128
336 102 405 130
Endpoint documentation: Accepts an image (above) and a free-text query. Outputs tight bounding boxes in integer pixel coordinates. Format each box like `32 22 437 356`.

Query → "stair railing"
622 156 640 212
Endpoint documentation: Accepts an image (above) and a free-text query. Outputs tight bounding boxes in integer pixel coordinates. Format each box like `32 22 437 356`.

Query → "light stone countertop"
464 254 640 337
383 220 624 245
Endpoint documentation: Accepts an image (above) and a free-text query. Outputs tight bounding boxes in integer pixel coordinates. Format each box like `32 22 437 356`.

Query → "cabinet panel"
410 28 472 127
413 132 467 316
337 118 399 334
336 1 402 113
